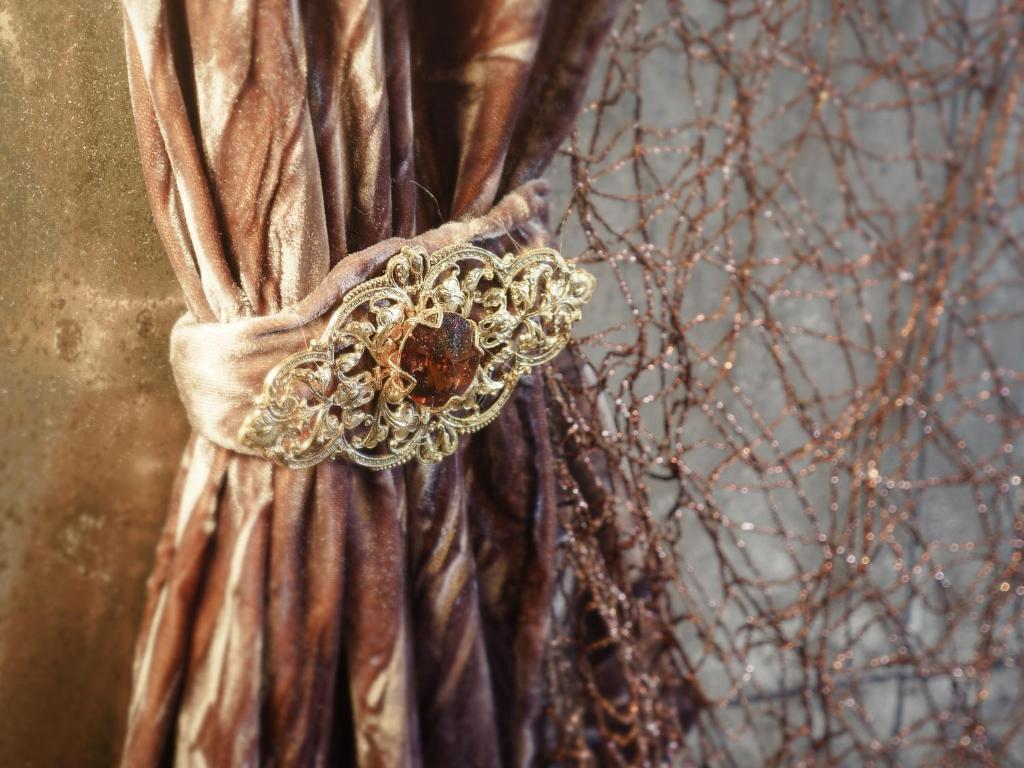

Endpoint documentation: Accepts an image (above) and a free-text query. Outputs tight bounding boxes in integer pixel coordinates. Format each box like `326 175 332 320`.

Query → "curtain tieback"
169 180 595 468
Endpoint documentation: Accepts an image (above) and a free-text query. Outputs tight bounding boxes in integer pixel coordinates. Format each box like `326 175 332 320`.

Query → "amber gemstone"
400 313 482 408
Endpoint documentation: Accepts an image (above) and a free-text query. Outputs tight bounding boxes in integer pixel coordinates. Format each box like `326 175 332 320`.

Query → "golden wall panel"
0 2 188 763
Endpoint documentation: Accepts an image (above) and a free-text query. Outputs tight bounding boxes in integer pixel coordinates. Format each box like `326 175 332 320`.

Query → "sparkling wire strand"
543 1 1024 765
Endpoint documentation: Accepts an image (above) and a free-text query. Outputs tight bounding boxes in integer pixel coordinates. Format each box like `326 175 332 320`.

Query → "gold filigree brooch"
239 242 595 469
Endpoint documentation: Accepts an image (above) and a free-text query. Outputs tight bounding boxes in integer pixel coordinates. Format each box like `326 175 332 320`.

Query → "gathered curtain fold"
119 0 618 765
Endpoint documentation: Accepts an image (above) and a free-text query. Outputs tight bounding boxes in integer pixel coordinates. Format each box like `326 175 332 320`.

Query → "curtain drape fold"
119 1 618 765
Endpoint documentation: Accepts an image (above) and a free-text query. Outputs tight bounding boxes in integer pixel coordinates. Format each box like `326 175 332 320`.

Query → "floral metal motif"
239 242 596 469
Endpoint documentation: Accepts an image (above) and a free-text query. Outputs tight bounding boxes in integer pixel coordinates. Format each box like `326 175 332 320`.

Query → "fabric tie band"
169 180 589 465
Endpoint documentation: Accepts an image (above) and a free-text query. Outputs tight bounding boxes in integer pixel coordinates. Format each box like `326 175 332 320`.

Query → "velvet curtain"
119 0 617 765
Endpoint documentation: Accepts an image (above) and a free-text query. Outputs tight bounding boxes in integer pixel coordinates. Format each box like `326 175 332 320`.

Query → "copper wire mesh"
542 1 1024 765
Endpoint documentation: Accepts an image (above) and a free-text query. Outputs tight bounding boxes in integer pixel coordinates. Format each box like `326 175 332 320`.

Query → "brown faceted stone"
400 312 482 408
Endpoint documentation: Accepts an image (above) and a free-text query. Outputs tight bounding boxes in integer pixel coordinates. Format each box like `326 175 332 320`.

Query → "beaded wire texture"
540 1 1024 765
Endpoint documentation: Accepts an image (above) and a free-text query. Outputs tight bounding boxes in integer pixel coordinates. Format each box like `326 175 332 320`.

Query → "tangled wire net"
541 1 1024 764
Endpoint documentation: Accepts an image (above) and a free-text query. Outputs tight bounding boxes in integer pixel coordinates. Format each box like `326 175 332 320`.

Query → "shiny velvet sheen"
119 1 618 766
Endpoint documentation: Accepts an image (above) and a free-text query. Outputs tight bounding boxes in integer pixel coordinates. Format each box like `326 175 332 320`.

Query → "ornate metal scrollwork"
239 242 595 469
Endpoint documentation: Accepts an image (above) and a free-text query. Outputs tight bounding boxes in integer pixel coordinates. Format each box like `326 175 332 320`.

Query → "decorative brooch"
239 242 595 469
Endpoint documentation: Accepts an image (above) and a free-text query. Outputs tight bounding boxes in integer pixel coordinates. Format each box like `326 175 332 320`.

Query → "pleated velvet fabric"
119 1 617 766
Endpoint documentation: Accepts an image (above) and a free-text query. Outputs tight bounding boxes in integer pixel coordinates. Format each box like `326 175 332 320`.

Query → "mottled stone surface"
0 2 188 764
401 313 481 408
